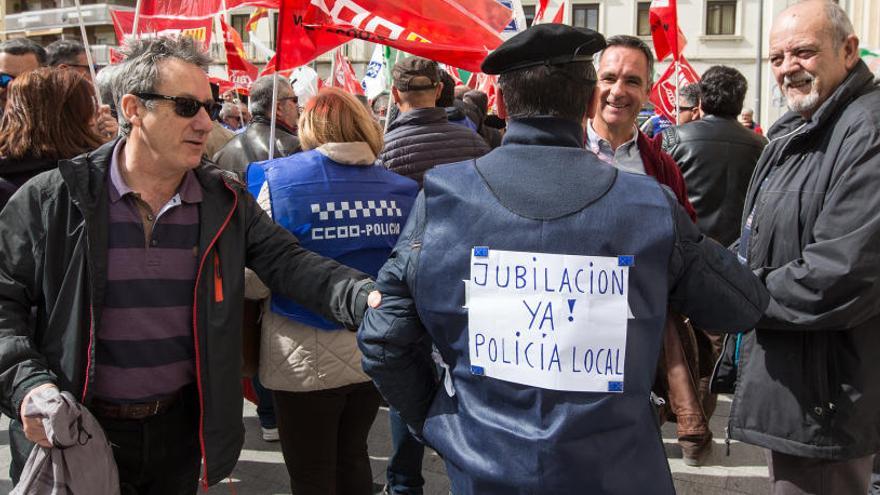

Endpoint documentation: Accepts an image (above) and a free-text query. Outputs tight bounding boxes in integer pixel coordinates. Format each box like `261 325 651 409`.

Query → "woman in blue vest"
244 87 418 495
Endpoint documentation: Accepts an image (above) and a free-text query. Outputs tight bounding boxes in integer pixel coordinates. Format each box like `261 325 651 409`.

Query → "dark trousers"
767 450 874 495
273 381 381 495
252 375 277 429
99 388 202 495
387 406 425 494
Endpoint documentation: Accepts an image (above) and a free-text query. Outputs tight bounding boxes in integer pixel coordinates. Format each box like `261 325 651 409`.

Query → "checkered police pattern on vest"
311 200 405 220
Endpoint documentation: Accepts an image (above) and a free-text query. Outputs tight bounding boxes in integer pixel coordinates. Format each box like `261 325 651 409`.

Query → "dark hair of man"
679 82 701 107
0 38 47 66
699 65 747 118
497 61 596 122
436 70 456 108
601 35 654 88
0 67 102 159
463 90 489 117
46 39 86 66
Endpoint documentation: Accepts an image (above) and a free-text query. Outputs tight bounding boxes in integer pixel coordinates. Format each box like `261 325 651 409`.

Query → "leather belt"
91 393 178 420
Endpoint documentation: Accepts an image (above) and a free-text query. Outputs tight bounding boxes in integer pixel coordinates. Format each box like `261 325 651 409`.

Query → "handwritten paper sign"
467 248 632 393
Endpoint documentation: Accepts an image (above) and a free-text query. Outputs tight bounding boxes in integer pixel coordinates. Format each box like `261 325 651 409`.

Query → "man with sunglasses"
213 74 301 178
0 38 46 117
0 36 375 494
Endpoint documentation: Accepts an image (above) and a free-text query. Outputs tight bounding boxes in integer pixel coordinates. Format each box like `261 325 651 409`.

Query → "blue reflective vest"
415 160 676 494
248 149 418 329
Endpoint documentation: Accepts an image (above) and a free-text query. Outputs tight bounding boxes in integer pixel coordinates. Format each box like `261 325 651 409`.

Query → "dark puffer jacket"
379 107 489 185
661 115 767 246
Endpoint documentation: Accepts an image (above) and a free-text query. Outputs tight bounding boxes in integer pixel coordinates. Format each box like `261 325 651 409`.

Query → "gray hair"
679 82 701 107
249 75 292 118
821 1 855 49
112 36 211 136
219 101 240 119
599 35 655 88
94 64 119 109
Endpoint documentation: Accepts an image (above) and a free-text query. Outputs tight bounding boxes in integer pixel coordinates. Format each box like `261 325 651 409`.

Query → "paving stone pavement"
0 394 768 494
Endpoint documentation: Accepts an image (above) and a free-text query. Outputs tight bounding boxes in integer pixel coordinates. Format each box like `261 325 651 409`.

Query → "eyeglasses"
0 73 15 89
279 95 298 104
67 63 99 72
677 105 697 113
133 92 221 118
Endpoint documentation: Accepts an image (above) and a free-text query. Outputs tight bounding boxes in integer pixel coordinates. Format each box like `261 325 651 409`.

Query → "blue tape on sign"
618 255 635 267
470 365 485 376
608 381 624 392
473 246 489 257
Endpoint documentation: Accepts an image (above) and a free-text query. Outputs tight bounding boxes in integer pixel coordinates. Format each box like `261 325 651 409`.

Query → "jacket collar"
316 142 376 165
502 117 585 148
387 107 447 132
251 115 297 136
768 60 876 140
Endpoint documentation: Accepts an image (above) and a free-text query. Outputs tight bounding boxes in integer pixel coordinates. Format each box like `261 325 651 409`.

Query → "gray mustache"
783 73 814 88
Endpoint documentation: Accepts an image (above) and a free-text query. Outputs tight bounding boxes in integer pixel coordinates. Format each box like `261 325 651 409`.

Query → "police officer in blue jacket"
358 24 769 495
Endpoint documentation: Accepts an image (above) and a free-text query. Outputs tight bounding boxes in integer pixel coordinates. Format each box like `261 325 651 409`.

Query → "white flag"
361 45 388 100
290 65 321 106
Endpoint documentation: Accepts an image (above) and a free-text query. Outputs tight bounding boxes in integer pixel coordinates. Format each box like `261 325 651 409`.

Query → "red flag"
276 0 512 73
220 18 259 90
109 47 124 64
139 0 220 16
533 0 566 24
331 50 365 96
474 73 498 113
440 64 464 86
245 8 269 32
649 0 687 61
110 10 214 48
648 57 700 123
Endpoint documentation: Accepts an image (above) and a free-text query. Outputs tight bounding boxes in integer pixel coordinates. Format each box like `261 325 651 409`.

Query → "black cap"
481 24 606 75
392 56 441 92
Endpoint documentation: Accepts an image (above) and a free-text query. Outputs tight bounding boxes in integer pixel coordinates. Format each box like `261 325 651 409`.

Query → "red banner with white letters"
331 50 365 95
276 0 512 73
220 18 259 90
110 10 214 48
649 57 700 123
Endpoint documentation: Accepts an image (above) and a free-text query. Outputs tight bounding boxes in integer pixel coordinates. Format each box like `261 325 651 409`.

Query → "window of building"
636 2 651 37
522 5 536 27
230 14 250 43
572 4 599 31
706 0 737 35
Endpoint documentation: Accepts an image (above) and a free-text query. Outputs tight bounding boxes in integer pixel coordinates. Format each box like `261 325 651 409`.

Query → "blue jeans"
253 376 276 429
386 407 425 494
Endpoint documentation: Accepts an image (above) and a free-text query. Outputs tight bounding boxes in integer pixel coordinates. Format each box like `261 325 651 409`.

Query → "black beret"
481 23 606 75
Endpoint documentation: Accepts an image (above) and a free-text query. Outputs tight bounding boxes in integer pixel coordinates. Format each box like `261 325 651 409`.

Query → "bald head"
769 0 860 119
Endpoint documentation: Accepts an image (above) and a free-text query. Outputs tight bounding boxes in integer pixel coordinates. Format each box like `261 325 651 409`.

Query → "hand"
95 105 118 141
20 383 58 448
368 290 382 309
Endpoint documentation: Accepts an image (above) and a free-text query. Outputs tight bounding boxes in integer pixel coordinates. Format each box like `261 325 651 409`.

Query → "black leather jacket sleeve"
664 189 770 331
0 182 58 420
240 186 373 331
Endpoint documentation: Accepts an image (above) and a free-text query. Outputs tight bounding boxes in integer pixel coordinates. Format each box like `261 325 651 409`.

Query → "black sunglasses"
0 73 14 89
134 92 221 118
677 105 697 112
279 95 298 104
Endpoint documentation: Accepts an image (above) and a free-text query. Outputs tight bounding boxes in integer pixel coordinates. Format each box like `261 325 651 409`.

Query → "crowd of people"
0 0 878 494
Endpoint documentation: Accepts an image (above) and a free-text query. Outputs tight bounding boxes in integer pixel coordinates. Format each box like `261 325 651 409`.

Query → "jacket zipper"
192 180 238 489
80 303 95 402
214 253 224 303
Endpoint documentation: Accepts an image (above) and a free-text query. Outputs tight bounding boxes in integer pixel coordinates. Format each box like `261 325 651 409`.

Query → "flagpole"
131 0 143 39
73 0 101 106
268 7 282 160
383 49 401 133
674 59 680 125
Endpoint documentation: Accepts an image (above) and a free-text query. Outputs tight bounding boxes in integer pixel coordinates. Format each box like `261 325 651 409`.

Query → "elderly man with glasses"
213 74 301 178
0 36 376 494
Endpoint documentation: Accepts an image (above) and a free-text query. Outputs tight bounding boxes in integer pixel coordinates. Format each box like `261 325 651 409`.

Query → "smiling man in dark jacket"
0 37 373 493
722 2 880 493
379 56 489 186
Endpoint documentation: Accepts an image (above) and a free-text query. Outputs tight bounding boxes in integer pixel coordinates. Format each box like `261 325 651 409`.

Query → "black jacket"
212 116 301 178
0 138 372 485
724 61 880 460
379 107 489 186
0 156 57 212
661 115 767 246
